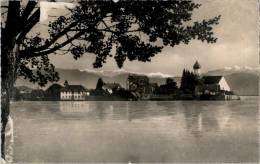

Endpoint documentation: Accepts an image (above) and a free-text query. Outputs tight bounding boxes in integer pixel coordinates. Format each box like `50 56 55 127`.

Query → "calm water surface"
11 97 259 163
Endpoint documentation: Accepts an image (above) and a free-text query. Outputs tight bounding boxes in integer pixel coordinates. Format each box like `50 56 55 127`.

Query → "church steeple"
193 60 201 76
64 80 69 87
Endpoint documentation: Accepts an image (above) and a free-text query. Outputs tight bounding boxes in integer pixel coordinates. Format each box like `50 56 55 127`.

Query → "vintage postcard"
1 0 259 163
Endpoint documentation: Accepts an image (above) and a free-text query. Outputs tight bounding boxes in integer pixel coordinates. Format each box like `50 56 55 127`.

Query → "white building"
202 76 231 93
192 61 231 96
60 85 89 100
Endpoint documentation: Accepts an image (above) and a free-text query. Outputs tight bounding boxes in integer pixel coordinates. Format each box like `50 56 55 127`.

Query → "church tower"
193 60 201 76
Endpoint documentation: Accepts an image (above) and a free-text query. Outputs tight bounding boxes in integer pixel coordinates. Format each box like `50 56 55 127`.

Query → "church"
192 61 238 100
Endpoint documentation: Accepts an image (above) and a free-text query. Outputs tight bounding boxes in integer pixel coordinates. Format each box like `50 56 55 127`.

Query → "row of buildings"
125 61 238 100
44 82 123 101
14 61 239 101
14 82 123 101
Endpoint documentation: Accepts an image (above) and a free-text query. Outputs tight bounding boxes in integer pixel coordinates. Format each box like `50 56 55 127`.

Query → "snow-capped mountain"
16 68 173 90
80 68 173 78
205 65 260 76
16 66 259 96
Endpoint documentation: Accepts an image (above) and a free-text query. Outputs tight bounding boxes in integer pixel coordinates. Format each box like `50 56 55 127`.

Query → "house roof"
61 85 87 92
203 76 223 84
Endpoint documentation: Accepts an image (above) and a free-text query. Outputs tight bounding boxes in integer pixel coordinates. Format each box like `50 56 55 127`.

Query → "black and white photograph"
1 0 259 163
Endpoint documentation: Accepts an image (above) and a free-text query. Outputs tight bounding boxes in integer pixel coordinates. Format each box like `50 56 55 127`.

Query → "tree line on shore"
12 69 202 101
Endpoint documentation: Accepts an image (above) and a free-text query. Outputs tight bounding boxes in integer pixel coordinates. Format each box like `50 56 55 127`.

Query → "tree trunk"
1 46 17 160
1 1 21 159
1 64 16 161
1 85 11 160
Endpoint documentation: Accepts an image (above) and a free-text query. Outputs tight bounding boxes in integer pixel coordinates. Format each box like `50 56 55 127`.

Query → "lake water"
10 97 259 163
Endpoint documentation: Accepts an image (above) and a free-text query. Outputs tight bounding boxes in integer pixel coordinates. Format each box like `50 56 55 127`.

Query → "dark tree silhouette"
1 0 220 158
96 78 104 90
166 78 177 88
180 69 188 93
180 69 201 94
155 78 178 95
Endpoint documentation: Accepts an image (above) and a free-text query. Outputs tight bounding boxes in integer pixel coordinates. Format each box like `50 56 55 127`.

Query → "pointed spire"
193 60 201 69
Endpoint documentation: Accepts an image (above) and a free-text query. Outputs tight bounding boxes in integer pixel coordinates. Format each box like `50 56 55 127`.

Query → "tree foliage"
1 0 220 87
155 78 178 95
96 78 104 90
180 69 202 94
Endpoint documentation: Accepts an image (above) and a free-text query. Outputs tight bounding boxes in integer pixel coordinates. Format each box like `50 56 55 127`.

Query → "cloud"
224 66 232 70
80 68 173 78
40 1 75 22
233 65 241 70
147 72 172 78
244 66 253 70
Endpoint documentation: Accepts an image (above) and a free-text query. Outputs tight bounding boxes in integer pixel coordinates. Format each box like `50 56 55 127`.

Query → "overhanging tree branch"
17 9 40 43
20 30 86 59
21 0 37 22
22 21 79 53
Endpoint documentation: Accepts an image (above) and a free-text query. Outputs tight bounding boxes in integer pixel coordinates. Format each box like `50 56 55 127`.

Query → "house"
60 85 89 100
203 76 230 92
195 76 231 95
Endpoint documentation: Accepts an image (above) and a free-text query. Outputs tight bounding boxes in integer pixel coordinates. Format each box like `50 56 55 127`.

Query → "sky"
38 0 259 76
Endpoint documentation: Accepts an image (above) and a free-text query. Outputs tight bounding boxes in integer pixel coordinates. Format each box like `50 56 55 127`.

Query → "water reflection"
11 99 258 162
59 101 130 120
58 101 177 121
59 101 93 114
181 101 233 138
2 116 14 163
58 101 232 138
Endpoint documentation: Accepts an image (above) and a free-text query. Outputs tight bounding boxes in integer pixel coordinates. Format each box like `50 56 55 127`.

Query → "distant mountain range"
16 68 174 90
204 66 259 96
16 66 259 96
205 65 260 76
